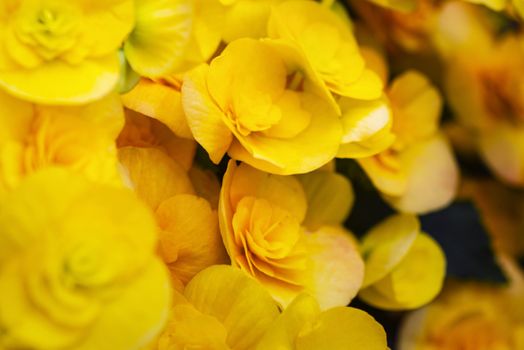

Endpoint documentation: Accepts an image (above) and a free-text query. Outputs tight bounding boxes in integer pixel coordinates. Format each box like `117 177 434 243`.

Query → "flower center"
15 3 81 62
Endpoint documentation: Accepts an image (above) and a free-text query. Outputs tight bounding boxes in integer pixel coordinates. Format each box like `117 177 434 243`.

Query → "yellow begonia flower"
0 169 171 349
182 38 342 175
119 146 227 290
117 109 196 171
149 265 280 350
0 90 124 192
398 277 524 350
268 0 383 108
124 0 223 77
444 28 524 186
219 161 364 309
359 71 459 213
359 215 446 310
0 0 134 104
257 293 388 350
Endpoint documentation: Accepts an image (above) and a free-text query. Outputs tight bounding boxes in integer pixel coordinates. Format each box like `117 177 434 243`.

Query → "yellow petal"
124 0 194 77
361 214 420 287
360 233 446 310
305 226 364 309
388 71 442 149
337 96 395 158
384 134 459 214
156 194 227 285
182 64 233 163
222 0 277 42
157 303 230 350
118 147 194 209
74 260 171 350
188 166 221 209
296 307 388 350
366 0 417 12
256 293 321 350
122 78 192 139
184 265 280 350
298 171 354 230
336 68 384 101
0 56 120 105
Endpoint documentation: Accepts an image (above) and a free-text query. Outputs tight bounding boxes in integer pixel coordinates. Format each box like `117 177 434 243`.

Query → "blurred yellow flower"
182 38 342 175
0 169 171 349
359 71 459 213
119 146 227 291
124 0 223 77
359 215 446 310
0 0 134 104
0 90 124 192
268 0 383 110
444 27 524 186
398 277 524 350
219 161 364 309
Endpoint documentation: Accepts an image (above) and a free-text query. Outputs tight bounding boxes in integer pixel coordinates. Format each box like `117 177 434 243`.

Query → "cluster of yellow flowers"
0 0 523 349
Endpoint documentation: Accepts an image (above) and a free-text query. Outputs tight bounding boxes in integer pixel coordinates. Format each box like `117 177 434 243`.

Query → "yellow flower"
257 293 388 350
119 146 227 291
359 71 459 213
0 89 124 192
219 161 364 308
268 0 383 109
0 169 171 349
150 265 388 350
364 0 417 12
444 27 524 186
0 0 134 104
398 278 524 350
359 215 446 310
182 38 342 175
124 0 223 77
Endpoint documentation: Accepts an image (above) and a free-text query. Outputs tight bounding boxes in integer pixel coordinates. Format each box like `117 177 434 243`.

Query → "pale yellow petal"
384 134 459 214
305 226 364 309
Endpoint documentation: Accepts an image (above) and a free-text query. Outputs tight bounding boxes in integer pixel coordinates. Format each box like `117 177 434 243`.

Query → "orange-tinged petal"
122 79 192 139
156 194 227 286
118 147 194 209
